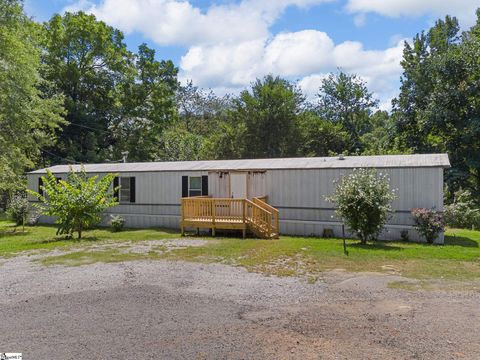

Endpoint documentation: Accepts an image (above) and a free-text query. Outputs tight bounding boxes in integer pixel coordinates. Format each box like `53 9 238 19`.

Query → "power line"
39 148 78 164
66 122 110 133
40 148 127 164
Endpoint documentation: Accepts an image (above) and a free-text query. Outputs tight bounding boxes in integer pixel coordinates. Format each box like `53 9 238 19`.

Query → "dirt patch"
1 252 479 359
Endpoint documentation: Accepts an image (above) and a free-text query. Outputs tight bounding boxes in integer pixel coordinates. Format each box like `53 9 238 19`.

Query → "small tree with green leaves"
28 167 117 239
7 193 29 230
327 168 396 244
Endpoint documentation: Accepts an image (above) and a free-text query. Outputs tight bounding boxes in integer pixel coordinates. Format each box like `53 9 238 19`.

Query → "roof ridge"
28 154 450 174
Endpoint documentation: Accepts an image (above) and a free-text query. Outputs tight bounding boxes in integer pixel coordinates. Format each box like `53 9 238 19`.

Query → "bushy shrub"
110 215 125 232
444 190 480 230
6 194 29 226
411 208 444 244
327 168 396 244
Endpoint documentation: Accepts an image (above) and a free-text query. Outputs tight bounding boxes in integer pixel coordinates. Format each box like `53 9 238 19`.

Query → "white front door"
230 173 247 198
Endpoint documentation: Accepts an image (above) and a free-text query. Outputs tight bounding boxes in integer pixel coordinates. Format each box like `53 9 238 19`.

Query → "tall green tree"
176 81 231 135
317 72 378 152
230 75 303 158
296 111 349 157
41 11 131 163
360 111 407 155
0 0 64 192
393 10 480 198
114 43 178 161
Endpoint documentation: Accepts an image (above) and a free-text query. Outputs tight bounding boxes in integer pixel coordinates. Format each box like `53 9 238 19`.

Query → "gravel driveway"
1 248 479 359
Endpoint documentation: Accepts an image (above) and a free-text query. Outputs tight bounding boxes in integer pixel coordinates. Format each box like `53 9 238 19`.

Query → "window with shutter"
116 177 136 203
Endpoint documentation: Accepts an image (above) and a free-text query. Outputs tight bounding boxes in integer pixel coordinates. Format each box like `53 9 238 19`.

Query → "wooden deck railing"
252 197 279 237
181 196 279 239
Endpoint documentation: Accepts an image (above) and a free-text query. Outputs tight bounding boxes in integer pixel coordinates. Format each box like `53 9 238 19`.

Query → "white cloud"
180 31 404 108
64 0 333 46
64 0 407 108
346 0 479 26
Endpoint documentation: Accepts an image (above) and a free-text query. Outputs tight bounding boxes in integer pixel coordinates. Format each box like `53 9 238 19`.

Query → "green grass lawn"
0 218 179 256
161 228 480 281
1 217 479 282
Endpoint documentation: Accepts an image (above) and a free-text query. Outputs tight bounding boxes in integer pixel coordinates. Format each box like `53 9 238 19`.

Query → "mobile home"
27 153 450 243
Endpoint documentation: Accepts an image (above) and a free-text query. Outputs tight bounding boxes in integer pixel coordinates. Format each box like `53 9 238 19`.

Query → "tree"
444 189 480 229
393 11 480 199
296 111 349 157
159 128 205 161
228 75 303 158
201 121 246 160
6 194 29 229
176 80 231 134
28 168 117 239
317 72 378 152
41 11 131 163
392 32 433 152
114 43 179 161
360 111 408 155
327 168 396 244
0 0 64 192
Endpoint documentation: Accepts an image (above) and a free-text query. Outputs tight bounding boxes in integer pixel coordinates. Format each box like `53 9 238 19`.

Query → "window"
188 176 202 197
182 175 208 197
38 177 61 199
120 177 131 202
114 176 136 203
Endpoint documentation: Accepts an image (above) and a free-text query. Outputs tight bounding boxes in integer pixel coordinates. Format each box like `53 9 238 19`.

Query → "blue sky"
25 0 479 109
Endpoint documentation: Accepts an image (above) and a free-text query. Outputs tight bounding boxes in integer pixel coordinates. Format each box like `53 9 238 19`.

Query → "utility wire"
39 148 78 164
66 122 110 133
40 148 126 165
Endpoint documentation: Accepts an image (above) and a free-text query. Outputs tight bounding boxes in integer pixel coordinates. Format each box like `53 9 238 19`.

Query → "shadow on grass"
444 235 479 248
100 226 179 234
181 229 258 240
36 236 101 244
348 241 403 251
0 230 31 238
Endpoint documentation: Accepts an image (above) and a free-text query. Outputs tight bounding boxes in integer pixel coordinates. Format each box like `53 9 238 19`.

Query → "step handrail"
253 197 278 215
245 199 273 237
245 199 272 216
253 197 279 236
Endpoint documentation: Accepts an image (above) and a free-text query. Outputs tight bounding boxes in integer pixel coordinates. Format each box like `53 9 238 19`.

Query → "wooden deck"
181 197 279 239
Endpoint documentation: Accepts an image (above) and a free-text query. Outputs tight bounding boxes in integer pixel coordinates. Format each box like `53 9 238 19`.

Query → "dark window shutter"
38 177 43 197
182 176 188 197
130 177 136 203
202 175 208 196
113 176 119 201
